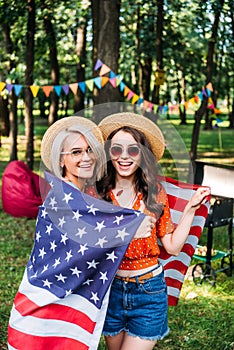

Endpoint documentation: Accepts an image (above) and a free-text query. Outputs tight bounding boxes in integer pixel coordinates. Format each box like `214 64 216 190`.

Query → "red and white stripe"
8 271 110 350
159 177 209 306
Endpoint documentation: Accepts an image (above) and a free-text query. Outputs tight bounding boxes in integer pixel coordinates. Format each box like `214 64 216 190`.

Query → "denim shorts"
102 268 169 341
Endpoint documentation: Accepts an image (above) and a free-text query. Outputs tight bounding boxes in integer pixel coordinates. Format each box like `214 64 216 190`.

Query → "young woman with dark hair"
98 112 210 350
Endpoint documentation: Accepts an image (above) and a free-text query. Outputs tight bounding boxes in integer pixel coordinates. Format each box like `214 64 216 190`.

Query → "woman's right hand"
134 215 156 239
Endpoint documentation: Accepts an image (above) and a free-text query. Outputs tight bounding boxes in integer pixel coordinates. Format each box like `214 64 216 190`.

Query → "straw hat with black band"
41 116 104 172
98 112 165 161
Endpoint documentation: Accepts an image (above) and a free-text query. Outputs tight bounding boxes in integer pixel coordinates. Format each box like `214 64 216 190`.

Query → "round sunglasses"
61 146 94 161
109 145 140 158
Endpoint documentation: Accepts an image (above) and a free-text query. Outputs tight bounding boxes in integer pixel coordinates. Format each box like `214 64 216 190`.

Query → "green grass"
0 115 233 349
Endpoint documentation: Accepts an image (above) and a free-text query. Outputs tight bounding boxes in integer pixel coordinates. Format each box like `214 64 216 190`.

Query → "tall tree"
189 0 225 173
25 0 36 169
73 1 90 112
40 0 60 126
152 0 164 104
92 0 122 112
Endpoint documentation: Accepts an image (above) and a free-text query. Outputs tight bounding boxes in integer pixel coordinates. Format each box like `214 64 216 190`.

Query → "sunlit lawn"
0 114 233 349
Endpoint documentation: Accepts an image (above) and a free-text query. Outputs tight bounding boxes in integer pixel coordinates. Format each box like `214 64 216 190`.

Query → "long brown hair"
97 126 163 214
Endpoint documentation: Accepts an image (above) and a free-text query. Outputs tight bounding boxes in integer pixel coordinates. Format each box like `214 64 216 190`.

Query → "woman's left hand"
188 187 211 210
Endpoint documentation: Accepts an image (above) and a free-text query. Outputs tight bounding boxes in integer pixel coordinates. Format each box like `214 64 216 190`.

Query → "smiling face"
61 132 96 189
109 130 141 182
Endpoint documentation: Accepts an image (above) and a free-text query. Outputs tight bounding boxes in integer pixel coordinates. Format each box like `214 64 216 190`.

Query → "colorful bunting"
0 82 6 92
14 85 23 96
94 58 103 71
0 58 217 116
30 85 40 98
42 86 53 97
101 77 109 87
62 85 70 95
99 64 111 76
78 81 86 94
69 83 78 95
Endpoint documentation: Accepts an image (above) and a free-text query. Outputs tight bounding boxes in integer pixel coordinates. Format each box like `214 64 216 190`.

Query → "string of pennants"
0 58 220 115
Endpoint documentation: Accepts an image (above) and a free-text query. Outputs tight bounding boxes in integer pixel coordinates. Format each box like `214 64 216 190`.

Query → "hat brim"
41 116 104 170
98 113 165 161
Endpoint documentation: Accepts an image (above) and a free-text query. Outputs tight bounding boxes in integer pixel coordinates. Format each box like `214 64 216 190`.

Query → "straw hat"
98 112 165 160
41 116 104 170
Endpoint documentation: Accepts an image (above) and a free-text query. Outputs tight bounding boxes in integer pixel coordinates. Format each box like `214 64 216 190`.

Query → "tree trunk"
152 0 164 104
25 0 36 170
74 6 88 113
91 0 122 117
2 18 18 157
189 0 224 177
42 4 60 126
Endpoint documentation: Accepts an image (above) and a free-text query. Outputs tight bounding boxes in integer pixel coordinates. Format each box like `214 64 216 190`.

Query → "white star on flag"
76 226 87 238
72 210 83 221
55 273 67 283
87 259 99 269
58 216 66 228
95 237 108 248
62 192 74 204
106 251 118 262
113 215 124 225
78 244 88 255
99 271 108 284
87 204 99 215
70 267 82 278
115 227 130 241
94 220 106 232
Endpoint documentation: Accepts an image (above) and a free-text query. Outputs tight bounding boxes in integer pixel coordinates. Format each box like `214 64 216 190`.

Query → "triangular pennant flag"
214 108 221 114
13 84 22 96
99 64 111 76
207 89 211 97
184 101 189 110
109 71 116 79
101 77 109 87
42 86 53 97
94 59 103 71
131 94 139 104
123 86 130 97
86 79 94 92
153 104 158 113
202 88 207 97
0 82 6 92
62 85 70 95
69 83 78 95
207 103 215 109
119 81 126 92
216 117 223 123
93 77 102 89
6 83 13 93
208 97 213 104
127 90 134 101
194 95 199 103
116 75 122 87
190 97 195 105
30 85 40 97
198 92 203 101
109 77 116 88
137 97 144 106
206 82 213 92
54 85 62 97
78 81 86 94
148 102 153 112
143 100 149 110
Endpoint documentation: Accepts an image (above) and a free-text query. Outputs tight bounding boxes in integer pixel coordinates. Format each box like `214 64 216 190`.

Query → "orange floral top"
109 185 174 270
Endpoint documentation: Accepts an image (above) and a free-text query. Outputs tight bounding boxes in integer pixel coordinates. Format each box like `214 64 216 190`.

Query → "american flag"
8 173 145 350
8 174 209 349
158 176 210 306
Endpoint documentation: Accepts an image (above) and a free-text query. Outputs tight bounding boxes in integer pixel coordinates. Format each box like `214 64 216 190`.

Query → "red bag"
2 160 49 218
